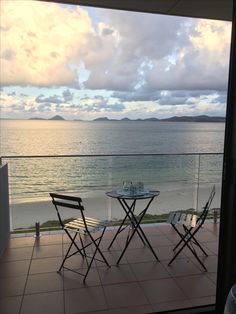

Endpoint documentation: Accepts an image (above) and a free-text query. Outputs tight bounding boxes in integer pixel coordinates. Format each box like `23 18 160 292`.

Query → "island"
93 115 225 122
29 115 65 121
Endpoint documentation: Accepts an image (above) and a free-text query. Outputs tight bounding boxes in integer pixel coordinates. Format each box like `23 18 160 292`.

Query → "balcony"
0 221 219 314
0 153 221 313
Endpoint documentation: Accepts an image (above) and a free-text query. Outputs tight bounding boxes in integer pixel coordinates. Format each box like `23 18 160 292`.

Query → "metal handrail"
1 152 223 159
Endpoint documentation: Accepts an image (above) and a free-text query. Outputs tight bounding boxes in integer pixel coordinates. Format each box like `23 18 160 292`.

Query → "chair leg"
59 232 80 272
83 227 110 282
168 227 208 271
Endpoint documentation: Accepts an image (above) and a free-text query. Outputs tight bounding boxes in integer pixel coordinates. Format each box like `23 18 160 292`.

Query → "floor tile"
117 237 145 250
65 286 107 314
79 311 109 314
33 244 62 259
103 282 149 308
98 264 136 285
148 234 173 247
191 255 218 273
154 245 185 261
157 224 176 235
151 300 192 312
34 234 63 246
0 296 22 314
195 231 218 243
0 224 219 314
163 258 203 277
95 250 128 267
180 243 212 258
0 260 30 278
124 247 157 264
189 295 216 307
203 241 219 255
63 268 101 289
141 225 163 236
206 272 217 284
130 261 170 281
8 237 35 249
63 253 95 270
0 247 33 262
109 304 153 314
98 238 121 252
0 275 27 298
140 278 186 304
21 291 64 314
25 272 64 294
29 257 62 274
174 274 216 298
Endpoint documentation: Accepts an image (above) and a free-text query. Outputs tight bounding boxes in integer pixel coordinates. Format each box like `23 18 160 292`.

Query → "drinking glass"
123 181 132 193
137 182 144 192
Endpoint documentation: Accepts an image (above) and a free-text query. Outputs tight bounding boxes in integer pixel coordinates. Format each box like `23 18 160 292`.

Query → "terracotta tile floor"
0 222 219 314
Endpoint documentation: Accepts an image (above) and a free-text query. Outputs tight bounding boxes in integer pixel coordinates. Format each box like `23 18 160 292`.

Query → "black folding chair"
50 193 110 282
167 186 215 271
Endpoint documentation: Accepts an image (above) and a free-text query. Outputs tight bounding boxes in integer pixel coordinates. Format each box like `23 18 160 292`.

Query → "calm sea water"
1 120 225 204
1 120 225 155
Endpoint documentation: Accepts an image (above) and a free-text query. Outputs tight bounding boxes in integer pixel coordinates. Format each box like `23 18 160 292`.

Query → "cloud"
1 2 231 95
63 89 74 101
35 89 74 104
0 3 231 120
1 1 93 87
84 10 231 92
35 94 64 104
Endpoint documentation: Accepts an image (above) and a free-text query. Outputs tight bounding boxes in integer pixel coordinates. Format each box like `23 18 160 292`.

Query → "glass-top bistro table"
106 189 160 264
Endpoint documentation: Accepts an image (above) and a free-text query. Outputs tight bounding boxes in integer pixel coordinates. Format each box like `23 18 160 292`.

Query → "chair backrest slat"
52 200 84 210
50 193 85 229
197 185 215 226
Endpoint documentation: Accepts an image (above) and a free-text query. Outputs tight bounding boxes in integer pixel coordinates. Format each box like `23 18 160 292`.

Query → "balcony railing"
1 153 223 232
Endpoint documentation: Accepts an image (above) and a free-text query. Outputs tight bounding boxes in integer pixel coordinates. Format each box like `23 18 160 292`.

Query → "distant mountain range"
93 115 225 122
28 115 225 122
29 115 65 121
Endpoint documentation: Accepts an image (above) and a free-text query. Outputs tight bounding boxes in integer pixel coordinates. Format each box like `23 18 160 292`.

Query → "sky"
0 0 232 120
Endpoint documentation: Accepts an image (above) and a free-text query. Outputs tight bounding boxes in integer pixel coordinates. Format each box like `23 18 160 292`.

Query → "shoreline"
10 185 221 229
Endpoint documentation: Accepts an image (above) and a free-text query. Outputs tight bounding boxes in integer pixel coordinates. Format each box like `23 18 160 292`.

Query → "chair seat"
166 186 215 271
167 212 198 228
64 217 107 233
49 193 110 282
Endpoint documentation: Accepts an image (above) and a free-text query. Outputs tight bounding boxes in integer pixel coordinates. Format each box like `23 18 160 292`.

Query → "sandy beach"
10 184 221 230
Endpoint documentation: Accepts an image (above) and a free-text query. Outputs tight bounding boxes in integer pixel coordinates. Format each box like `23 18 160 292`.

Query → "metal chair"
50 193 110 282
167 186 215 270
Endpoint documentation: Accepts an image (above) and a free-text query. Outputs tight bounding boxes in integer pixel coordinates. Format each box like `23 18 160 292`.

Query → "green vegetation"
12 209 217 234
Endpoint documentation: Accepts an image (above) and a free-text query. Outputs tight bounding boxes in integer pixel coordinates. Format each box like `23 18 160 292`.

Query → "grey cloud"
7 91 16 96
63 89 74 101
1 49 16 60
37 103 53 111
84 11 194 91
35 94 64 104
83 9 230 93
113 90 162 102
83 97 125 112
113 89 228 107
101 27 114 36
210 92 227 104
35 90 74 105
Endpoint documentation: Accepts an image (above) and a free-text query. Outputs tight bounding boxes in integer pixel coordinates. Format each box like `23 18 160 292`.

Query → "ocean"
1 120 224 204
1 120 224 229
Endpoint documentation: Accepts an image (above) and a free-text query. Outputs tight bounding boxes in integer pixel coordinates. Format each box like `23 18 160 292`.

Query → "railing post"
0 163 10 256
195 154 201 211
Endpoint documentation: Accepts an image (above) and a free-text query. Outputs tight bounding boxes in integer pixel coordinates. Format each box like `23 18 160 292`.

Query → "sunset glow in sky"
0 0 232 120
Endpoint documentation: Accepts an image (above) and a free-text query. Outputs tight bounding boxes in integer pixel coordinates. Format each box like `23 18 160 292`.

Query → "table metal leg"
116 197 160 264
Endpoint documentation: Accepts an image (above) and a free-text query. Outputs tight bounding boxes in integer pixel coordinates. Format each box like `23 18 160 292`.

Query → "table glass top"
106 190 160 199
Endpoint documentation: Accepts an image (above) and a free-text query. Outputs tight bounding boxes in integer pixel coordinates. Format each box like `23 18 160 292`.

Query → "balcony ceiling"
44 0 233 21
